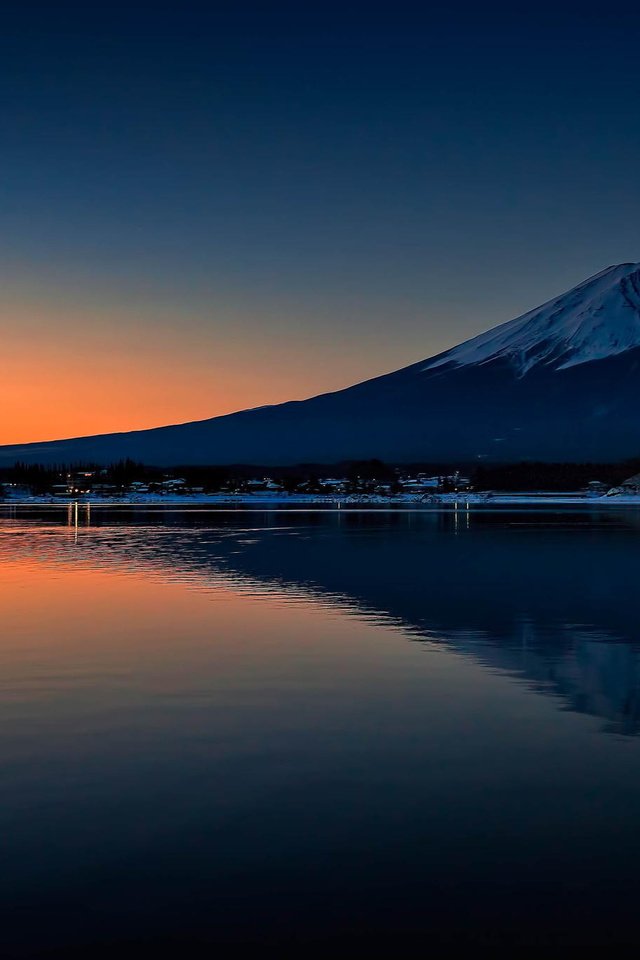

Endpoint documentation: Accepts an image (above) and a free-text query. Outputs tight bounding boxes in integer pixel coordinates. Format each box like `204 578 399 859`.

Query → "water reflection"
5 506 640 953
2 506 640 736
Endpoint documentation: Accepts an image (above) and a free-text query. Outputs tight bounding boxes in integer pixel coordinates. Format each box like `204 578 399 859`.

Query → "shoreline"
2 492 640 509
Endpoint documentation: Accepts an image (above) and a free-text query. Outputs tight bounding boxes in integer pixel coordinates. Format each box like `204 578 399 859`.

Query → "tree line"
2 456 639 495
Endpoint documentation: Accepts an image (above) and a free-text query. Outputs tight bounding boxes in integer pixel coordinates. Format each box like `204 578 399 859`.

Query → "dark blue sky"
3 2 640 441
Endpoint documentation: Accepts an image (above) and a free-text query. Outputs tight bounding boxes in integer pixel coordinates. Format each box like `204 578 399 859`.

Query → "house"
264 479 284 491
127 482 150 494
319 478 349 493
399 475 441 493
374 484 393 495
243 478 283 493
160 478 186 492
445 473 471 491
583 480 608 497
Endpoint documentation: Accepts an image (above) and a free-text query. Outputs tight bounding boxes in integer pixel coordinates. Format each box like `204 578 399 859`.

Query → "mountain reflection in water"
4 505 640 954
2 505 640 737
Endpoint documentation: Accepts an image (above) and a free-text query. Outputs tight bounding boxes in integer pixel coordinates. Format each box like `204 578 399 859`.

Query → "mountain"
4 262 640 465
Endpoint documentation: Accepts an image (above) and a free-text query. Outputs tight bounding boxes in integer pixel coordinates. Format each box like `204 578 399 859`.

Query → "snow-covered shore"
3 491 640 508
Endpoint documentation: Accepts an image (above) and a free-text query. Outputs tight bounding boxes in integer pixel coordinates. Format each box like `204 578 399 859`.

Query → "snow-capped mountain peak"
423 262 640 376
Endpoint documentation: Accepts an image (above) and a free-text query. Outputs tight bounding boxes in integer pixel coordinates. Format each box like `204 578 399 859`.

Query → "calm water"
2 505 640 955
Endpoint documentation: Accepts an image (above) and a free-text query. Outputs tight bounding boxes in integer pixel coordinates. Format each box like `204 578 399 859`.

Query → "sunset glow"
2 5 638 446
3 294 426 444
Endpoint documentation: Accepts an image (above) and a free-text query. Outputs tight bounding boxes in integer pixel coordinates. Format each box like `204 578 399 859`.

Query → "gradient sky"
2 2 640 443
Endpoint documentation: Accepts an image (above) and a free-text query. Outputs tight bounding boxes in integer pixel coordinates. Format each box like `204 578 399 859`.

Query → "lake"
2 505 640 955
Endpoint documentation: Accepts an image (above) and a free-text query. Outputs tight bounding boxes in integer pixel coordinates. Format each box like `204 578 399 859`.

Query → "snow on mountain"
424 262 640 376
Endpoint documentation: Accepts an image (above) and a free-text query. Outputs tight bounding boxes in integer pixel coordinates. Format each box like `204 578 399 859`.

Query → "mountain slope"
424 263 640 375
3 262 640 465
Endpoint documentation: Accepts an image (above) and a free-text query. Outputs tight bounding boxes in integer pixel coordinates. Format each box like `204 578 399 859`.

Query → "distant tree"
346 459 393 483
471 459 640 492
109 459 147 486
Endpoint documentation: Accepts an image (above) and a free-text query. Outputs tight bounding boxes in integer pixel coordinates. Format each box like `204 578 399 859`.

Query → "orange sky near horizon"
1 342 365 446
1 295 431 446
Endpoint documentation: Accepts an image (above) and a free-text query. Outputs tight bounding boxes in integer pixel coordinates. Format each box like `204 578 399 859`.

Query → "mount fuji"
4 262 640 466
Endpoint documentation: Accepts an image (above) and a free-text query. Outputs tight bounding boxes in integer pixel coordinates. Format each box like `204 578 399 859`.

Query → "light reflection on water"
1 506 640 953
2 506 639 735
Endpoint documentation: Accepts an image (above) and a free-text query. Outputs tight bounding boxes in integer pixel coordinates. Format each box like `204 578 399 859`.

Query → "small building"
319 478 349 493
264 481 283 492
583 480 609 497
242 478 283 493
445 473 471 491
128 482 150 494
160 479 186 493
374 483 393 495
399 475 441 493
246 478 268 491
